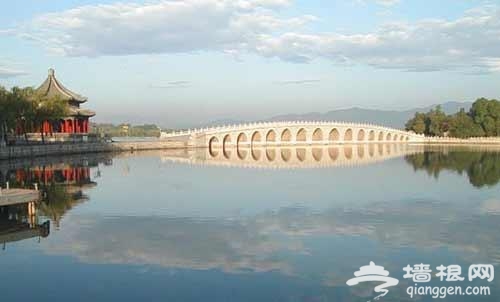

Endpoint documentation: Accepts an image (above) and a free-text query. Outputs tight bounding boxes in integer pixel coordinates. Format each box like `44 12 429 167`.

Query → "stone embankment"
423 136 500 145
0 140 187 160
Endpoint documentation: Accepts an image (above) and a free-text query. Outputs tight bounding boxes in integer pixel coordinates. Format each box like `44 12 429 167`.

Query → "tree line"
405 98 500 138
0 85 67 144
92 123 161 138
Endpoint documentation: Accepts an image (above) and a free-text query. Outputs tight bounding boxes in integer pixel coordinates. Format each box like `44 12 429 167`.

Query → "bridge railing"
160 120 420 138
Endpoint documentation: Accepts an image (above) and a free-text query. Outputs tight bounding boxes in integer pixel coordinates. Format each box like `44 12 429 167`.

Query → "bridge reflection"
160 144 424 169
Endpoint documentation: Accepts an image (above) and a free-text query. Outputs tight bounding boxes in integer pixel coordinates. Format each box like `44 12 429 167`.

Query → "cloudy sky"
1 0 499 127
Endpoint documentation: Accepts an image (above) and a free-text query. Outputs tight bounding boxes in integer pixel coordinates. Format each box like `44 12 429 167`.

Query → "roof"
36 69 88 103
68 107 96 117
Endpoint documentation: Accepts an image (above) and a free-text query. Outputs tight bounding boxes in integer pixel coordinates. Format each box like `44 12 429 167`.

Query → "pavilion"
31 68 95 134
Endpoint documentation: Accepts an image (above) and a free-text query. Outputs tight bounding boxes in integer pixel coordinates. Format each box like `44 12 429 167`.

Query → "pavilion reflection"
0 202 50 250
161 144 424 169
0 154 112 245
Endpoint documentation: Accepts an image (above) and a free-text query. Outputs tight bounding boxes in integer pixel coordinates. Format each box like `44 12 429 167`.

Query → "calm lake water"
1 145 499 301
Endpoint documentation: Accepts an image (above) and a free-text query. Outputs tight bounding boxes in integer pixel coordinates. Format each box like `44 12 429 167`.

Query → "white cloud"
16 1 500 73
0 66 28 78
375 0 400 7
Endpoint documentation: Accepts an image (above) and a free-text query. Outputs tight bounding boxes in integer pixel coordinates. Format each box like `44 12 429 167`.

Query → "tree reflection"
405 151 500 187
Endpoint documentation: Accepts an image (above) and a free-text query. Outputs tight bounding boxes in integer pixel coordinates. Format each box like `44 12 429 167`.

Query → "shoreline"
1 139 500 161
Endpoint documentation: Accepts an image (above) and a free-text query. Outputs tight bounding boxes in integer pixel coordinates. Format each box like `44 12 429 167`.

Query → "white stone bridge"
162 121 425 151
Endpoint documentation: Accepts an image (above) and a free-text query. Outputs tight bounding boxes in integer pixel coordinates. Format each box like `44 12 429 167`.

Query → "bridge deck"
0 189 40 207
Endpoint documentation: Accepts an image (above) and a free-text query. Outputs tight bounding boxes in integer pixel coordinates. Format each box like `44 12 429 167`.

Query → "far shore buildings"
17 68 95 135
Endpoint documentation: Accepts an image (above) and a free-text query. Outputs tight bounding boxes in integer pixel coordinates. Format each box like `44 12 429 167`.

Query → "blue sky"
1 0 499 127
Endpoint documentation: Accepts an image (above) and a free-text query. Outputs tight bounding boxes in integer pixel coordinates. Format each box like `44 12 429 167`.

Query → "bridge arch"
222 134 232 159
369 130 375 141
237 133 248 147
344 129 353 141
281 129 292 143
209 136 219 157
296 128 307 143
329 129 340 142
357 129 365 142
312 128 323 143
386 133 392 141
251 131 262 147
393 134 398 141
378 131 384 141
266 130 276 144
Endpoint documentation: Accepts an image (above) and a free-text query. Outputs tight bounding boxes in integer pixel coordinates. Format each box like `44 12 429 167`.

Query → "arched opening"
266 130 276 144
237 133 248 160
312 148 322 161
344 146 353 159
223 135 232 159
406 136 410 141
209 136 219 157
312 128 323 143
281 149 291 162
378 132 384 141
329 129 340 141
357 129 365 141
344 129 353 141
400 136 405 141
237 133 248 147
328 147 339 160
223 134 231 149
297 148 306 161
296 128 307 143
369 130 375 141
393 134 398 141
386 133 392 141
251 131 262 147
281 129 291 143
266 148 276 161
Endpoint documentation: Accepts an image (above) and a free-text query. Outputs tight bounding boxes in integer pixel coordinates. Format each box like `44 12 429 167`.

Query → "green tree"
448 109 485 138
469 98 500 136
29 93 68 143
427 105 448 136
405 112 427 134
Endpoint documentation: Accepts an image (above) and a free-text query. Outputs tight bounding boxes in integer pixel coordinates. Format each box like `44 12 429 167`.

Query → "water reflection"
163 144 423 169
0 148 499 301
405 146 500 187
0 203 49 249
0 154 112 245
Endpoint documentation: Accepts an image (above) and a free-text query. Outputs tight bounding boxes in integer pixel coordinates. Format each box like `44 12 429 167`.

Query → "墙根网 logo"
346 262 399 301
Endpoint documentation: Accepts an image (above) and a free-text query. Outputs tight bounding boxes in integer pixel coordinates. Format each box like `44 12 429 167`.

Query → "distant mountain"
197 101 472 129
267 101 472 129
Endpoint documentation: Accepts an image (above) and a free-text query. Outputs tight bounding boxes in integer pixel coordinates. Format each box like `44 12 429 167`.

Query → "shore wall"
0 140 187 161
